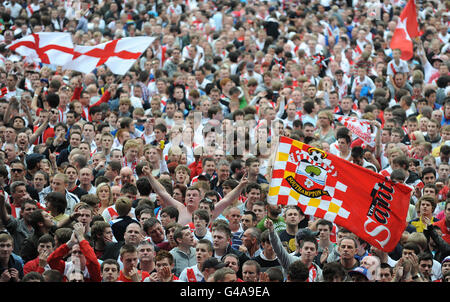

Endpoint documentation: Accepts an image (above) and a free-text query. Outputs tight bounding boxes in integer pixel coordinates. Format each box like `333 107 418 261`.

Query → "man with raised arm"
144 165 248 225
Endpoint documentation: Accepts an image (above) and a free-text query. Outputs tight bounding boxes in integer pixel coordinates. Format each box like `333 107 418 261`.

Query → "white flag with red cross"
334 114 376 147
63 37 155 75
7 32 74 66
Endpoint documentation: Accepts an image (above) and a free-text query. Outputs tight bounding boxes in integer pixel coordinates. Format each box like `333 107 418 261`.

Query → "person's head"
287 260 309 282
29 209 54 232
100 259 120 282
379 263 393 282
212 267 237 282
160 206 179 228
45 191 67 216
251 201 267 222
120 244 139 273
68 269 84 282
348 266 371 282
173 225 195 248
22 271 45 282
91 221 113 244
155 250 175 274
241 227 261 251
418 252 434 280
50 173 68 193
123 222 142 245
195 239 213 265
283 205 302 227
245 183 261 204
241 211 257 231
322 262 346 282
193 209 210 230
9 160 26 182
115 196 132 217
143 217 165 244
184 187 201 211
137 240 156 263
360 255 381 281
242 260 261 282
20 200 38 223
299 235 318 263
0 233 14 260
421 166 437 185
338 236 357 261
212 223 231 252
225 206 241 228
119 167 134 185
401 242 420 260
415 195 436 217
317 219 333 241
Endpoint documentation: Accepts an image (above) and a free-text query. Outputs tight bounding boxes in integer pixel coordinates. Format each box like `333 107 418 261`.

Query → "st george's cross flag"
335 114 376 147
389 0 421 60
7 32 74 66
268 136 411 252
63 36 155 75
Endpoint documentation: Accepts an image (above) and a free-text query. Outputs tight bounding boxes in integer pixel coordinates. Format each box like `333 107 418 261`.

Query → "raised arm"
265 218 296 271
74 222 101 282
0 192 10 225
212 173 248 220
28 114 49 145
143 165 186 213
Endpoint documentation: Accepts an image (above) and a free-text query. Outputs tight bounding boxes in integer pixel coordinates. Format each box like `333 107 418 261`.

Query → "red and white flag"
268 137 411 252
63 37 155 75
335 114 376 147
7 32 74 66
389 0 421 60
26 3 40 17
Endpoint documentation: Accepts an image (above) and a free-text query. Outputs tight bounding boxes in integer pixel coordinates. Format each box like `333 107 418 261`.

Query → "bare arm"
212 173 248 220
143 165 186 213
30 86 42 113
28 115 49 145
372 120 382 159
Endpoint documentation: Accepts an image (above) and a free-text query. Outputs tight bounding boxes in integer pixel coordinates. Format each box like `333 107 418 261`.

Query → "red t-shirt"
118 270 150 282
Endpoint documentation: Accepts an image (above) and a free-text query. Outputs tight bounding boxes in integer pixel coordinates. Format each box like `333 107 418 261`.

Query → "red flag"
389 0 421 60
0 87 7 98
268 136 412 252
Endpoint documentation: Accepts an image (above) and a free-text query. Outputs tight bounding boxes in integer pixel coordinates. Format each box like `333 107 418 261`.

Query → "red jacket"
23 256 60 275
118 270 150 282
47 240 101 282
433 219 450 244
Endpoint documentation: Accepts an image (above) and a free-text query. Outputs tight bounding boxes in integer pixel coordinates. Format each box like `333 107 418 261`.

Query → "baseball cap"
431 55 443 63
295 228 319 242
202 258 226 271
442 256 450 264
348 266 371 280
246 62 255 71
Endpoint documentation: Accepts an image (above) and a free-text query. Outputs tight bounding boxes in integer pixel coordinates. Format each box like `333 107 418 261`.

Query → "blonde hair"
123 138 140 153
96 182 113 206
115 196 132 217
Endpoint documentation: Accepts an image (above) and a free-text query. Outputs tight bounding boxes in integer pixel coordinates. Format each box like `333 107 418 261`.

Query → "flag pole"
266 134 280 185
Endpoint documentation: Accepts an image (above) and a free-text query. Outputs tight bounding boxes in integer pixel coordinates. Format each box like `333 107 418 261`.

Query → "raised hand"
73 222 85 242
264 217 274 232
129 267 141 282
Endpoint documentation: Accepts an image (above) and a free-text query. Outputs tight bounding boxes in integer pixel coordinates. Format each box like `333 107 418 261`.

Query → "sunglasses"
11 168 24 173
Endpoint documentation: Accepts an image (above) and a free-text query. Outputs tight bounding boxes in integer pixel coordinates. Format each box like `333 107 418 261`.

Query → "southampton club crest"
286 147 337 198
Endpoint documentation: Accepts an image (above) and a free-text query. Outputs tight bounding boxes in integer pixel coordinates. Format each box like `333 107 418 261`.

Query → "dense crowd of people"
0 0 449 283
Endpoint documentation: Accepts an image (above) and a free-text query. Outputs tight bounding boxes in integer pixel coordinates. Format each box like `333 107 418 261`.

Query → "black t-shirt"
252 254 282 273
278 230 296 254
